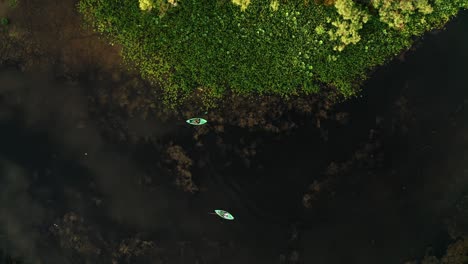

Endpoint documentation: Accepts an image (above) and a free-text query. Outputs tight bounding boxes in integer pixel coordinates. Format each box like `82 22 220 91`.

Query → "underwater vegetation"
0 18 9 26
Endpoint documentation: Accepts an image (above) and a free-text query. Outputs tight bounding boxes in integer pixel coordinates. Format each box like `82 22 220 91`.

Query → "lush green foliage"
0 18 9 26
328 0 369 52
77 0 468 105
8 0 18 8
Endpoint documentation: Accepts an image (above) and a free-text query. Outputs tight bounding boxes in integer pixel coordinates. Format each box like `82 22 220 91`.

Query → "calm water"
0 10 467 264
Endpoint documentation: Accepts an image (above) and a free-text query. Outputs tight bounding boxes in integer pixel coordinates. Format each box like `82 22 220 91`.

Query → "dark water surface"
0 10 467 264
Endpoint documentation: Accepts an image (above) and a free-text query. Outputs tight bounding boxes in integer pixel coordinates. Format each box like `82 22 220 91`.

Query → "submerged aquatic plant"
0 18 9 26
8 0 18 8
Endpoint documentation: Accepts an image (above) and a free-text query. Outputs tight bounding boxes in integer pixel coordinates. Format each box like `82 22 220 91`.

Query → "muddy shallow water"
0 5 467 264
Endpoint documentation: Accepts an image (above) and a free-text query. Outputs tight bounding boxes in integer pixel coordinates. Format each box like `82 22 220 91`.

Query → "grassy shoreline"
77 0 467 107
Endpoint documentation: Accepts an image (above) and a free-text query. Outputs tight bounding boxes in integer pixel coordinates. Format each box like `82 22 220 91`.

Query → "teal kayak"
214 209 234 220
186 118 207 126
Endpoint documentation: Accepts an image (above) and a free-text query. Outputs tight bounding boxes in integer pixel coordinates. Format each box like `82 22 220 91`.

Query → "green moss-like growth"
0 18 9 26
7 0 18 8
77 0 468 106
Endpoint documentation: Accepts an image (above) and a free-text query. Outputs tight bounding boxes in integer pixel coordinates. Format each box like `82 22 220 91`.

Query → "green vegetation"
0 18 9 26
418 237 468 264
77 0 468 106
8 0 18 8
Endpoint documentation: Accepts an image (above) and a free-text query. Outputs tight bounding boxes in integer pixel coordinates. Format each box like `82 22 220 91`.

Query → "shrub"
372 0 433 31
77 0 468 106
8 0 18 8
0 18 9 26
